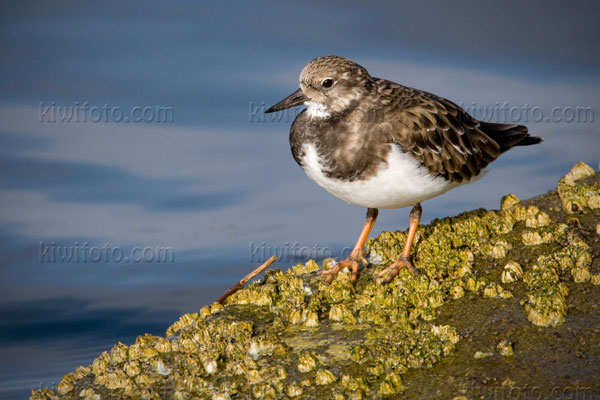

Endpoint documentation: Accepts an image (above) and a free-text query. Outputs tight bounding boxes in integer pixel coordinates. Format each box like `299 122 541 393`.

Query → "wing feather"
372 79 500 183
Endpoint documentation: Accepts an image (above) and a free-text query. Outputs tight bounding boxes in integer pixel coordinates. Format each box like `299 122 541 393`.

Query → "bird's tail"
479 122 543 153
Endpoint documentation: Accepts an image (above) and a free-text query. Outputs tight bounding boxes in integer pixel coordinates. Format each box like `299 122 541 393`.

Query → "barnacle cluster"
31 163 599 399
483 283 513 299
557 161 600 214
517 163 598 327
522 228 592 327
523 257 569 327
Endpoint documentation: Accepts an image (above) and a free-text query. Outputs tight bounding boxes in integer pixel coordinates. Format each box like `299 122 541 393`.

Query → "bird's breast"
299 143 458 209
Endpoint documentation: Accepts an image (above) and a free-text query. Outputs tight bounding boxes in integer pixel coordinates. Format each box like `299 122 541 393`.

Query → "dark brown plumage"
370 79 541 183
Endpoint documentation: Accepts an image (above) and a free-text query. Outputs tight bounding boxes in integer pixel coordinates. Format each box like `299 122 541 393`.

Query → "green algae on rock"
31 162 600 400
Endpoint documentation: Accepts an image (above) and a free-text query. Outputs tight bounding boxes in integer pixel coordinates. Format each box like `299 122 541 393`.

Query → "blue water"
1 1 599 398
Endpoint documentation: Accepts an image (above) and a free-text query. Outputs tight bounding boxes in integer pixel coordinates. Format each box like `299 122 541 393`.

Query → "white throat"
305 101 331 119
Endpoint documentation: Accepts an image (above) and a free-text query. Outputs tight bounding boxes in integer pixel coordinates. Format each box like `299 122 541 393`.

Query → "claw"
324 255 366 284
375 256 416 284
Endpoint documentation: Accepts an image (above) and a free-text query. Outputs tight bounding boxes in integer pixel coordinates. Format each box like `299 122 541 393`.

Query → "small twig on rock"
216 255 278 304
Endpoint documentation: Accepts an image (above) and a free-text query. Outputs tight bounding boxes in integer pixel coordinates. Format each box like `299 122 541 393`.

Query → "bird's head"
266 56 373 118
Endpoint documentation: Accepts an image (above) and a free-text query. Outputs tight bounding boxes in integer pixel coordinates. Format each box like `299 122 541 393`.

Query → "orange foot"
374 256 416 283
322 253 368 284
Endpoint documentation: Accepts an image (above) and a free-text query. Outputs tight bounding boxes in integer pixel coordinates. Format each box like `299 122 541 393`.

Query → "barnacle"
572 267 591 283
251 383 277 398
110 342 128 364
124 361 141 377
287 384 303 397
92 351 110 374
340 374 369 393
512 205 528 222
378 372 405 395
451 285 465 299
291 259 322 275
286 308 305 324
526 306 566 327
328 303 356 324
153 359 172 376
487 240 511 259
501 261 523 283
79 388 100 400
431 325 460 344
297 352 317 373
497 340 513 356
103 370 132 390
315 369 337 385
522 230 553 246
154 337 171 353
501 193 520 209
304 310 320 327
525 206 551 228
73 366 91 381
55 374 75 395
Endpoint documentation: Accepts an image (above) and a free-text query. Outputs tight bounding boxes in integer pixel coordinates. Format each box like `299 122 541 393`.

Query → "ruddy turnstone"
265 56 542 283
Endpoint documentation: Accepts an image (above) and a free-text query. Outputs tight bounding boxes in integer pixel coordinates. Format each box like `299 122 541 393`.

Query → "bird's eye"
321 78 334 88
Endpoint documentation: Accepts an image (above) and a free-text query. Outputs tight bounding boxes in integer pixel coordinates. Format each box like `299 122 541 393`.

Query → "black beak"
265 88 307 113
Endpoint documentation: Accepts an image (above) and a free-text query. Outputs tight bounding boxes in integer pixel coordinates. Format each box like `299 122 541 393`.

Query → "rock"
31 164 600 400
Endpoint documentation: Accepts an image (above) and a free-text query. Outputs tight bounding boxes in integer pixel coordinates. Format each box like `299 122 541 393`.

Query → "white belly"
301 144 460 209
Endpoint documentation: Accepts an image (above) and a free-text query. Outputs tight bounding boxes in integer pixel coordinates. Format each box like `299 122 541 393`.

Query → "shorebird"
265 56 541 284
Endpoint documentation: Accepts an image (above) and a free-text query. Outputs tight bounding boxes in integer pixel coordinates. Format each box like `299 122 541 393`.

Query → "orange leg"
323 208 378 283
375 203 421 283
